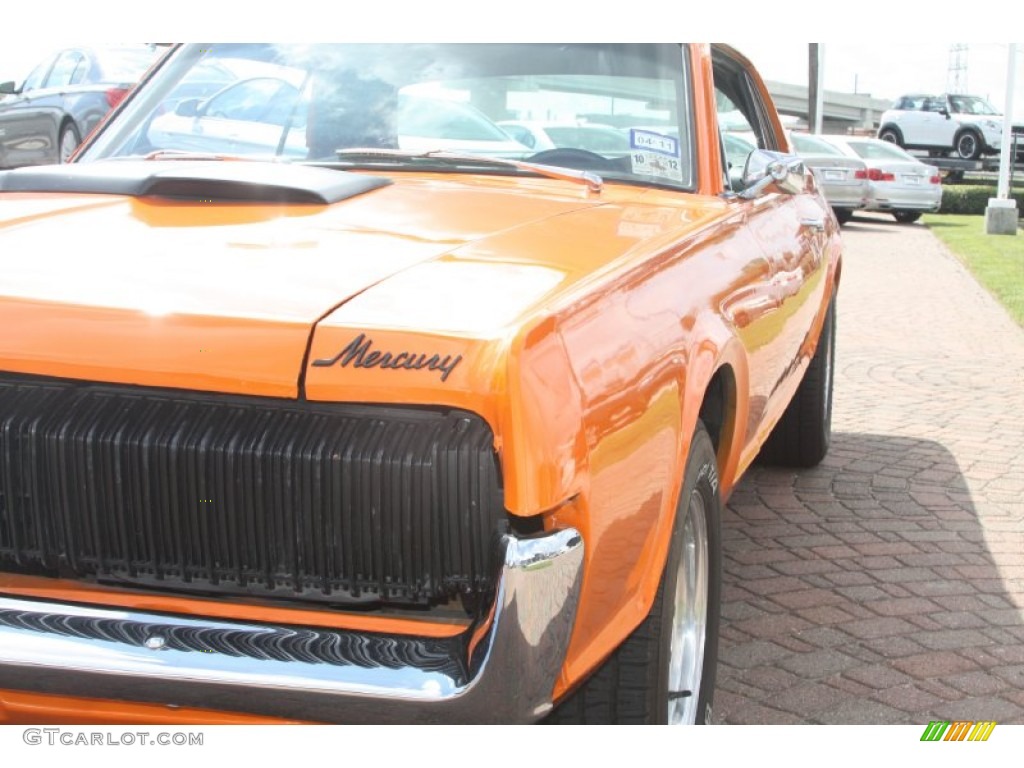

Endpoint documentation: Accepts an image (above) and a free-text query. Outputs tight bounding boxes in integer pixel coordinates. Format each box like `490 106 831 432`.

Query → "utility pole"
808 44 819 133
808 45 824 134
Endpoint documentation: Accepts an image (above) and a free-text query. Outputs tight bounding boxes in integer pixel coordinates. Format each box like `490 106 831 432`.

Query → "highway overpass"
766 81 892 133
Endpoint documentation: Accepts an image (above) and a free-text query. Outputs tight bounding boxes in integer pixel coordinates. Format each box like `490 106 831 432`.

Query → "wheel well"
699 365 737 471
57 117 79 145
879 124 902 141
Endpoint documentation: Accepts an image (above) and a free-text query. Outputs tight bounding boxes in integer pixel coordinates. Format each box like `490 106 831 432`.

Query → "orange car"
0 43 841 725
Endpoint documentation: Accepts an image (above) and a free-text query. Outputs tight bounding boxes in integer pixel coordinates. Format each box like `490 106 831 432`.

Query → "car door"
0 54 58 168
713 50 830 450
891 95 926 146
918 97 956 149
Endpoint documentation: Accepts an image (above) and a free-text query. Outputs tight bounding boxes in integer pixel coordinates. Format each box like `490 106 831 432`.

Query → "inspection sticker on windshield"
629 130 682 183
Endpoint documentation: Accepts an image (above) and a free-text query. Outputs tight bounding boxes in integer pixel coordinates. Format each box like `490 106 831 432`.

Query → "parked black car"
0 45 162 169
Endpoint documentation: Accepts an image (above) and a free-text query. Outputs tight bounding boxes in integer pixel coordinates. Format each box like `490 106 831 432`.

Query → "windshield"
80 43 694 190
948 95 999 116
790 133 845 157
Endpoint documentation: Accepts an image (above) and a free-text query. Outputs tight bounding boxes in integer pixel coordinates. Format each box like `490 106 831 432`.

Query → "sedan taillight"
105 87 130 109
930 175 941 184
867 168 895 182
854 169 868 179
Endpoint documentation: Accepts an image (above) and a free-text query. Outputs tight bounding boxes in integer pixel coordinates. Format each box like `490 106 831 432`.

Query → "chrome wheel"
955 131 980 160
666 488 709 725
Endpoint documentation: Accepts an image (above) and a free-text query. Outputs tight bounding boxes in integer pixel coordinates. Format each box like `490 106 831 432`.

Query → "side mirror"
174 98 201 117
0 81 17 96
940 108 950 119
739 149 808 199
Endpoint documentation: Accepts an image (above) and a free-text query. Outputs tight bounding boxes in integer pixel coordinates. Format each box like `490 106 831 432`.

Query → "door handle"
800 217 825 231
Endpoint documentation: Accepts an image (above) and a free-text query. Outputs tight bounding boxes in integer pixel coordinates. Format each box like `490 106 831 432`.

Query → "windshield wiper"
333 148 603 194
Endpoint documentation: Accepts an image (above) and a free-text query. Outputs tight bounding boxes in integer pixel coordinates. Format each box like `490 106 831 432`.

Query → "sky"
2 1 1021 119
739 42 1024 118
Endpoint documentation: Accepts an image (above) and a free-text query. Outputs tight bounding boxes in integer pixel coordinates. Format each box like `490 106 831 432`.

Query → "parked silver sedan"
822 135 942 224
788 132 868 225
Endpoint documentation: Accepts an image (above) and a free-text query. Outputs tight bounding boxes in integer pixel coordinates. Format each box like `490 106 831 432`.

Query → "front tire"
545 422 722 724
58 123 80 164
759 297 836 467
878 127 903 146
662 443 719 725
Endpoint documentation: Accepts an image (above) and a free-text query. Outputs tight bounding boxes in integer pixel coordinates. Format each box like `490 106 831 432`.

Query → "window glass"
205 78 299 125
95 49 161 82
397 95 512 141
45 51 84 88
948 96 998 116
897 96 926 110
69 55 91 85
544 125 631 153
712 48 780 192
790 133 845 157
845 139 915 162
501 124 536 148
82 43 696 191
20 60 51 93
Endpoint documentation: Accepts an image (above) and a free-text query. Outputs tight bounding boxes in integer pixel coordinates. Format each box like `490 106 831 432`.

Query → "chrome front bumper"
0 528 583 724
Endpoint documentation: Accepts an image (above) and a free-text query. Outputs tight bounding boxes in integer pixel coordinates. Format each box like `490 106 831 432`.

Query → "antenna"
948 44 969 94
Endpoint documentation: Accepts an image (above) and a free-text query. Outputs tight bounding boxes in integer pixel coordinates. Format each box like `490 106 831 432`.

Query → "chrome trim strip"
0 528 583 724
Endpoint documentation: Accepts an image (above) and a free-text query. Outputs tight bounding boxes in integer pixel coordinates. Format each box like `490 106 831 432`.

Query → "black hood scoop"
0 160 391 204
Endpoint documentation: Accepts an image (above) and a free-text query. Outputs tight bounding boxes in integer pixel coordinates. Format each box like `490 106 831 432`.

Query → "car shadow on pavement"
715 431 1024 725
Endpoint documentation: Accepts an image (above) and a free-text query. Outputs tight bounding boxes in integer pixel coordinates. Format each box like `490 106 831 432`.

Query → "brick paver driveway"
715 213 1024 724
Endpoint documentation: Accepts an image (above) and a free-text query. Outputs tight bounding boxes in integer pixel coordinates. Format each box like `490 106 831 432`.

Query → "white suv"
877 93 1016 160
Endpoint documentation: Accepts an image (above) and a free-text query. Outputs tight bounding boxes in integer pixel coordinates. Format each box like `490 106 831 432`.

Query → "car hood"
0 161 725 399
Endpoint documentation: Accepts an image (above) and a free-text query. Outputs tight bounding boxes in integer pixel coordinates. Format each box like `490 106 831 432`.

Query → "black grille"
0 374 506 608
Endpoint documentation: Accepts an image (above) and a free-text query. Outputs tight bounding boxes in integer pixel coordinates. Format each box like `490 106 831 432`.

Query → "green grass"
923 213 1024 326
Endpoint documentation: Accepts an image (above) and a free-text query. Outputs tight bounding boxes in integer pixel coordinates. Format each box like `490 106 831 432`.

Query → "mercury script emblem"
312 333 463 382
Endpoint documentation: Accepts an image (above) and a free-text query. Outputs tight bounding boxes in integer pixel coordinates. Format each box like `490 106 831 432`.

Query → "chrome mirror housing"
739 149 808 199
